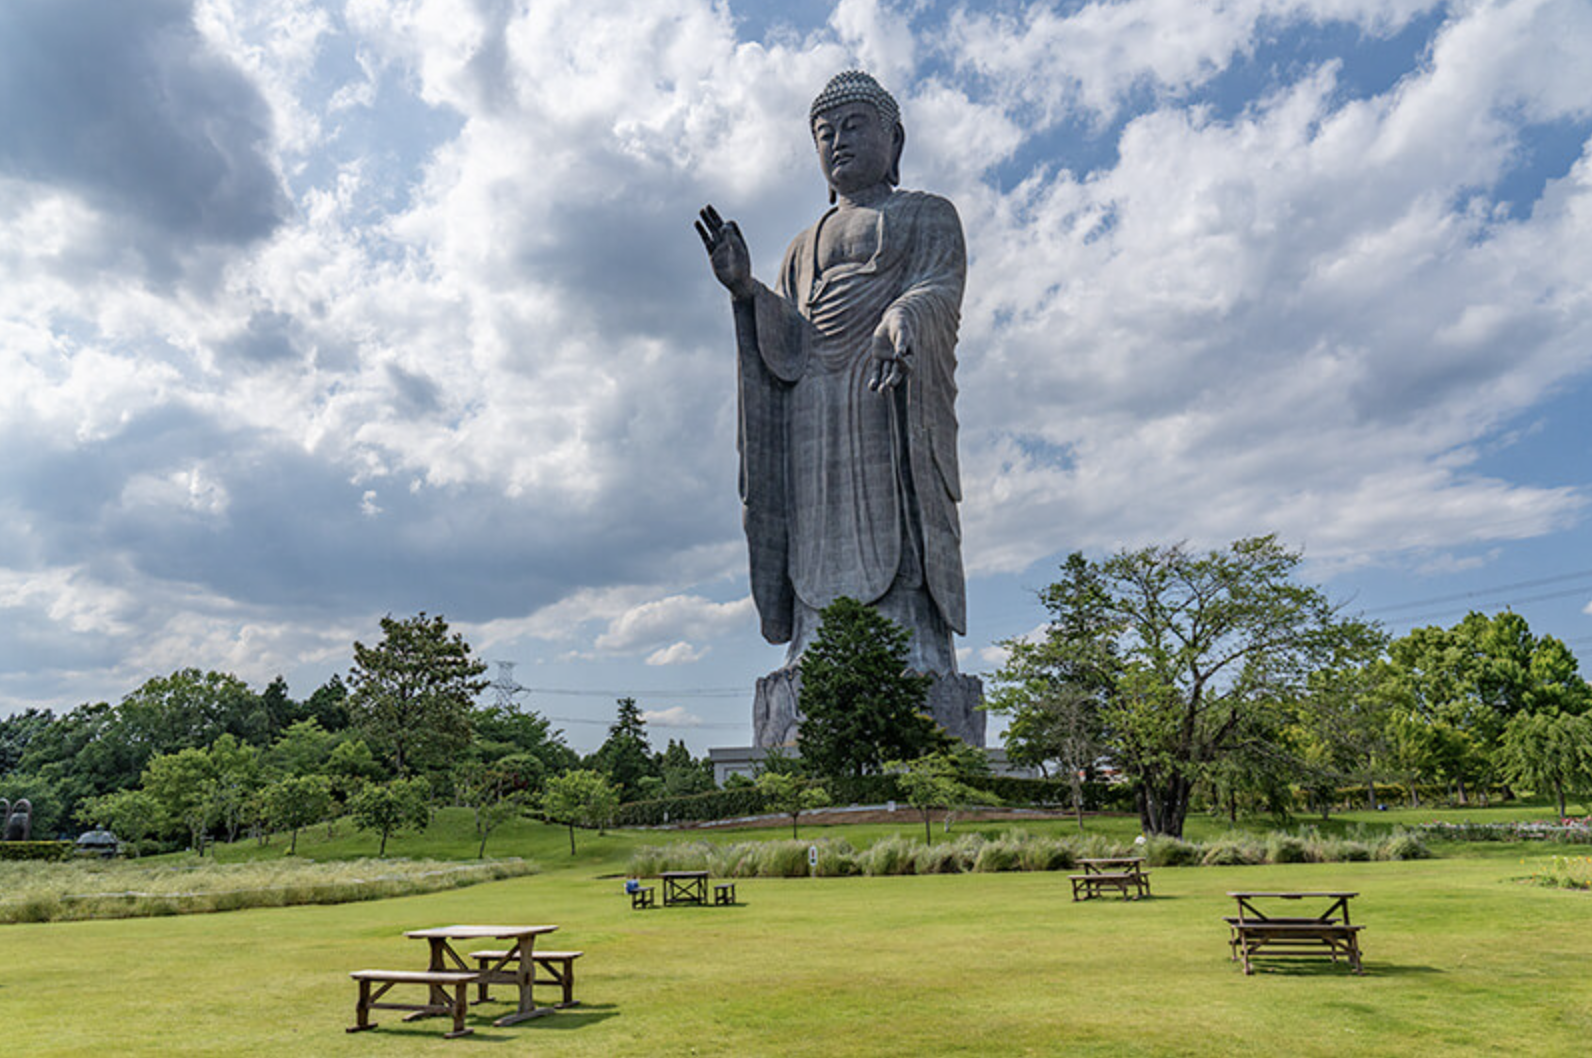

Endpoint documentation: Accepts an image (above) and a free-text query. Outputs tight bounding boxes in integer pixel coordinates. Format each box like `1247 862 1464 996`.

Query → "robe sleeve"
888 193 968 634
731 235 815 645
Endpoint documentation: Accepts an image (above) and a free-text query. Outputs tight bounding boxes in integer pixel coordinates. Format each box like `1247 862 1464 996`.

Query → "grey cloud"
0 0 289 268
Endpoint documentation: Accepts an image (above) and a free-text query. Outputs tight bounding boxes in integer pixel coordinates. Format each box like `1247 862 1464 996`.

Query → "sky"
2 0 1590 755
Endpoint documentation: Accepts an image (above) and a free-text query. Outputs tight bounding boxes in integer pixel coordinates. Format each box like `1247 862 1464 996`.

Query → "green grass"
4 803 1592 1056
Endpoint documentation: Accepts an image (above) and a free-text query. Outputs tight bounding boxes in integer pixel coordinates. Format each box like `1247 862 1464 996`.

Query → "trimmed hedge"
614 774 1137 827
0 841 74 862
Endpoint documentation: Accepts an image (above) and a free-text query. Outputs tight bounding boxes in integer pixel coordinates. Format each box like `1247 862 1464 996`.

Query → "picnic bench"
1225 892 1364 974
661 870 709 906
470 949 583 1008
629 883 655 909
713 881 737 905
405 924 560 1026
1069 857 1151 901
347 970 477 1038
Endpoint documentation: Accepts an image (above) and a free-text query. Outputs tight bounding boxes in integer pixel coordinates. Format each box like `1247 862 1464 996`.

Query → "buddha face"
813 101 900 196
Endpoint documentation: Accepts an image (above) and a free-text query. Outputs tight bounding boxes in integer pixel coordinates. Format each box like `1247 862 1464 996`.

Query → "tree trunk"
1555 779 1567 820
378 828 389 857
922 810 933 845
289 827 299 855
791 814 800 840
1138 774 1192 838
567 822 576 855
1366 778 1377 811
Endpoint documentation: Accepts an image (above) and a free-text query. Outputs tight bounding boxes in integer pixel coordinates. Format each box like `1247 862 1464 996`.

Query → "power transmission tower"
490 661 529 710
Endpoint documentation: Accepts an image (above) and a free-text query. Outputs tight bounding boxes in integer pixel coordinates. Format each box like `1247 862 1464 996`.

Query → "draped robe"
733 189 967 673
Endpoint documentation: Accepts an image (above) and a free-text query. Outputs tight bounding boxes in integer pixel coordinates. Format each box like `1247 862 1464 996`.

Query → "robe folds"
733 189 967 661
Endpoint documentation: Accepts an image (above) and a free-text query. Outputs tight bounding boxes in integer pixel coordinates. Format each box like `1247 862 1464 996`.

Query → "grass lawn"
5 807 1591 1056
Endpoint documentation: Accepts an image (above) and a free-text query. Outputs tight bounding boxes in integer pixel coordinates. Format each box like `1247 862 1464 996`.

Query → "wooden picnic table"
1226 892 1363 974
660 870 709 906
405 924 559 1026
1069 857 1151 901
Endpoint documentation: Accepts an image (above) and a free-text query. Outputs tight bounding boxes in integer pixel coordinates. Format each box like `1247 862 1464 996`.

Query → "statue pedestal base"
752 667 985 749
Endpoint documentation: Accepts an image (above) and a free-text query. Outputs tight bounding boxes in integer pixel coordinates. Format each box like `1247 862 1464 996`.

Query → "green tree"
587 697 657 800
797 596 941 780
1004 539 1380 838
141 747 219 853
992 683 1103 829
887 751 990 844
472 703 580 774
347 613 488 777
0 707 53 777
207 734 263 845
263 718 338 779
540 769 620 855
260 774 333 855
1499 712 1592 818
75 788 160 849
347 778 431 857
659 739 715 797
455 761 526 859
754 770 830 838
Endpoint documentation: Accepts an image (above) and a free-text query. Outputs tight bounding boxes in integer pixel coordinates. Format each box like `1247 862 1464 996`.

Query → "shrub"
0 841 73 862
754 841 812 878
814 840 860 877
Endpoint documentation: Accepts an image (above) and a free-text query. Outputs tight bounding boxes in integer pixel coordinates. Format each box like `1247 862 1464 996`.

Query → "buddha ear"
888 122 904 186
829 186 837 205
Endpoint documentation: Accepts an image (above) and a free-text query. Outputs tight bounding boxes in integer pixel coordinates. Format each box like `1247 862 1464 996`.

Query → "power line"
1364 569 1592 617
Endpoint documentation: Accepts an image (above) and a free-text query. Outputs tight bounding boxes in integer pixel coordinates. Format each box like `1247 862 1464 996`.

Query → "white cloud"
646 642 708 666
641 705 703 728
2 0 1590 715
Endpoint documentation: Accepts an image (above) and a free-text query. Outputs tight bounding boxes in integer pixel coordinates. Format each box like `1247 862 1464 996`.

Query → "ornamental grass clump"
1141 836 1200 867
1266 835 1310 864
813 839 860 877
972 836 1023 873
1201 838 1264 866
1019 837 1074 872
0 857 535 924
1376 831 1432 861
859 835 919 876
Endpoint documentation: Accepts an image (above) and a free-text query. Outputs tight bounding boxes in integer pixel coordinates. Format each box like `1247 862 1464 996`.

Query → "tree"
263 718 338 779
587 698 657 800
797 597 942 780
261 775 333 855
455 762 527 859
992 683 1103 829
659 739 715 797
540 769 619 855
1003 539 1381 838
472 703 580 774
887 751 989 844
347 613 488 777
347 778 431 857
76 788 160 849
1499 712 1592 818
141 747 219 853
754 771 830 838
0 707 53 777
207 734 263 845
1376 612 1592 804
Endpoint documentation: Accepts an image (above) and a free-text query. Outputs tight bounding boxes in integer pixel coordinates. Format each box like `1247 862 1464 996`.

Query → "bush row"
626 828 1430 878
614 776 1138 827
0 841 74 862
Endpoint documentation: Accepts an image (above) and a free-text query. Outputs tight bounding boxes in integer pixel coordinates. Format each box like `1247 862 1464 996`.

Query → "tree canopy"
993 537 1383 837
797 596 943 779
347 612 488 777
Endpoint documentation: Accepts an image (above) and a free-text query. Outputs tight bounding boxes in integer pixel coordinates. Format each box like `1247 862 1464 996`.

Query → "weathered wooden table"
1226 892 1364 974
405 924 559 1025
1069 857 1151 900
660 870 709 906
